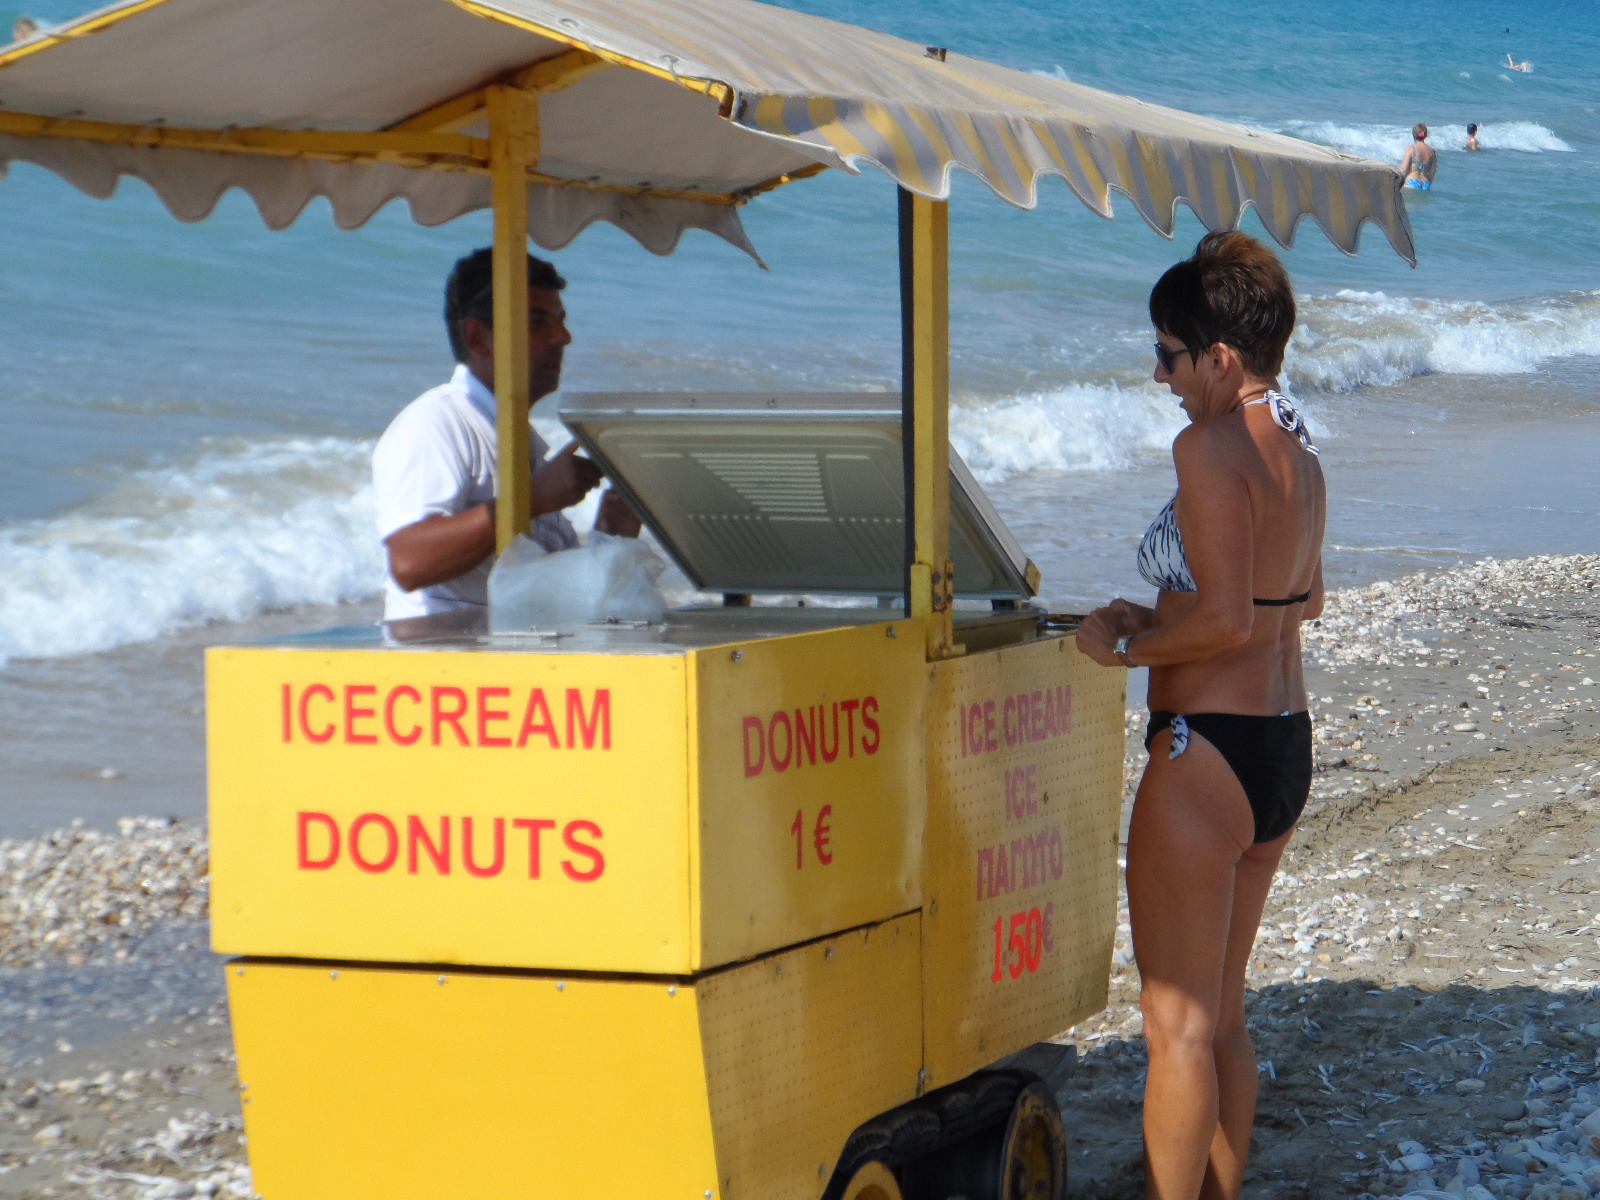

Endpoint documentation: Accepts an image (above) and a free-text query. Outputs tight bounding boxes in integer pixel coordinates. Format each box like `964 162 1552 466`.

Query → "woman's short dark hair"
444 247 567 362
1148 231 1296 379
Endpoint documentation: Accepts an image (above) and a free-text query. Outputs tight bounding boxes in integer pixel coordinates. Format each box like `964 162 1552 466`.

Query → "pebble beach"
0 556 1593 1198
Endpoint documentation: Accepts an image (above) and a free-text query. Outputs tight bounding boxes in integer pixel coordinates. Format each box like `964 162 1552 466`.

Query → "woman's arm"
1301 559 1326 622
1115 427 1255 667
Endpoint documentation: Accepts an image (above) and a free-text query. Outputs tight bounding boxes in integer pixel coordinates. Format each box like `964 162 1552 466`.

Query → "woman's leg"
1127 730 1254 1200
1199 825 1293 1200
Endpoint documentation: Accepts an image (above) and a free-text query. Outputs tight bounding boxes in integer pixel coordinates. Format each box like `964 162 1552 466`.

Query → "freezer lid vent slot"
561 392 1037 599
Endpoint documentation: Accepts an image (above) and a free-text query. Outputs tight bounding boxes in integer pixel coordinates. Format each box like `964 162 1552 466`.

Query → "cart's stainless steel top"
255 604 1057 657
560 392 1039 601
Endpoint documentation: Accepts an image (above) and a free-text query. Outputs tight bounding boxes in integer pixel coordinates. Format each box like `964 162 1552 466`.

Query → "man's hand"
530 440 602 517
594 488 643 538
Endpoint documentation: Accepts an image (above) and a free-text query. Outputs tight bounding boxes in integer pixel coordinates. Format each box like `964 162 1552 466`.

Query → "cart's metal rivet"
731 650 743 662
236 967 245 977
437 976 447 985
824 947 834 958
329 971 338 980
668 985 677 996
705 1191 713 1198
557 981 565 991
886 626 896 638
239 1082 248 1090
918 1068 928 1082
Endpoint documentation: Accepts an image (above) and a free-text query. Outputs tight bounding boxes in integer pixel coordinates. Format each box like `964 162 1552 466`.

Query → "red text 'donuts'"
742 696 881 778
295 812 604 881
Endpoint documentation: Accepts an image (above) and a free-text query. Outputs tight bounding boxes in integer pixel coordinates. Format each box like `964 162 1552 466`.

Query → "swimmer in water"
1466 122 1481 151
1399 124 1437 191
1506 53 1531 72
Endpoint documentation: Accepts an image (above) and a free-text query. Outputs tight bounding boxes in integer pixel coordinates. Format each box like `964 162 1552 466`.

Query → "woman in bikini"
1399 123 1437 190
1077 231 1324 1200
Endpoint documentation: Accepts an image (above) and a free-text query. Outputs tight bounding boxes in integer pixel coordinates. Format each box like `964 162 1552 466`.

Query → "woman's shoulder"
1171 419 1249 478
1173 415 1247 454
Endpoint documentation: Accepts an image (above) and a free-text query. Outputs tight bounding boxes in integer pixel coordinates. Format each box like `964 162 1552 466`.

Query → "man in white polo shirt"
373 248 639 621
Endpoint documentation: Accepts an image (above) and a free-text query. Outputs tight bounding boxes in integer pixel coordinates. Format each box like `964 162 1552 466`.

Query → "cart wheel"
840 1160 903 1200
997 1082 1065 1200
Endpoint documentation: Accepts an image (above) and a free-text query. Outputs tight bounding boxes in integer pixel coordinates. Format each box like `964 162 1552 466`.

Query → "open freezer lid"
560 392 1040 600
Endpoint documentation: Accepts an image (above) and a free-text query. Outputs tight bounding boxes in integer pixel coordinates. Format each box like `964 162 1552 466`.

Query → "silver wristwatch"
1113 635 1136 668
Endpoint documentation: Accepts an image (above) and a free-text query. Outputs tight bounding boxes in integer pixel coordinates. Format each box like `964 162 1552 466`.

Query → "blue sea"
1 0 1598 826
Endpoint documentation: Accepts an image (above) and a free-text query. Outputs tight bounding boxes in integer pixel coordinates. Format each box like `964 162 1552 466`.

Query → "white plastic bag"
488 532 667 632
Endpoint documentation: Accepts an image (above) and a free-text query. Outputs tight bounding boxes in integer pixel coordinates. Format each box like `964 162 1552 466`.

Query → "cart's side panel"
699 914 923 1199
692 620 925 967
208 646 695 973
229 961 719 1200
921 635 1123 1088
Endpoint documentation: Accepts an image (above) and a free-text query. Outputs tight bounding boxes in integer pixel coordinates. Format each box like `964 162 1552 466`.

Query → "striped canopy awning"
0 0 1415 263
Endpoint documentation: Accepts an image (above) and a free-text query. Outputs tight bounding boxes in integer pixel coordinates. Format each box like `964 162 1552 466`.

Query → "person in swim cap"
1399 124 1436 191
1466 123 1481 151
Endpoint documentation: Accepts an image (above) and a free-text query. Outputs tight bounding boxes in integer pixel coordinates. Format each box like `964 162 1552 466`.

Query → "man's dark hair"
1148 231 1296 379
444 247 567 362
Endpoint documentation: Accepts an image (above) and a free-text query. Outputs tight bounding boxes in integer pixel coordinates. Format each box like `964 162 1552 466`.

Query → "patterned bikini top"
1136 391 1319 599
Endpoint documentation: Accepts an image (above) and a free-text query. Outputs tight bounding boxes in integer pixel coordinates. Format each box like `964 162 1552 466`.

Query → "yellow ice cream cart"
0 0 1414 1195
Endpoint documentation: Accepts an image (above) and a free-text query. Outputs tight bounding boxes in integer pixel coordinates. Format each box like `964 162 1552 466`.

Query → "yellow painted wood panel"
208 646 694 972
691 620 925 966
229 961 719 1200
700 914 923 1198
921 635 1123 1086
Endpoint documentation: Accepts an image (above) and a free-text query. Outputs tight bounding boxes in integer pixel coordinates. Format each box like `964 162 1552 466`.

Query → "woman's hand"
1075 598 1152 666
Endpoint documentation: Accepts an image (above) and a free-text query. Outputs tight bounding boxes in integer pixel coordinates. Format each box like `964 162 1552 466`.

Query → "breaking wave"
951 383 1186 484
1289 289 1600 392
1260 118 1572 159
0 437 382 663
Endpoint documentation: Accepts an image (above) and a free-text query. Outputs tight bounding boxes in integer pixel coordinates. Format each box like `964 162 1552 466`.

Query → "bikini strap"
1253 589 1313 607
1241 391 1319 455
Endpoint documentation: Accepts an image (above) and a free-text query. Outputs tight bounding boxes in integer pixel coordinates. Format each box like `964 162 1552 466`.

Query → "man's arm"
386 504 496 593
385 442 603 592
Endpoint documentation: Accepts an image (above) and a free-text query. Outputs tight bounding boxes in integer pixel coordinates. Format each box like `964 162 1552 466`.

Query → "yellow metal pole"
487 85 538 553
898 189 954 659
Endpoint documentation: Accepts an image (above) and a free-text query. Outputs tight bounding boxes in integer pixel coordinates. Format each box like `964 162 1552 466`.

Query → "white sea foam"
1259 118 1571 159
951 383 1185 484
1289 289 1600 391
0 438 383 663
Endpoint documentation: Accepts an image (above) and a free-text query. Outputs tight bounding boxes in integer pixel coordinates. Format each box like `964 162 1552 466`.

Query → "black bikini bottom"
1144 710 1313 843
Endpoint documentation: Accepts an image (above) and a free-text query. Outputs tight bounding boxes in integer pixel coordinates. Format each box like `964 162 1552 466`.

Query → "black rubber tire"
899 1078 1065 1200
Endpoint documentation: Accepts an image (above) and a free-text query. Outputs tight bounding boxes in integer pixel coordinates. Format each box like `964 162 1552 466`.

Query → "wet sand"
1 557 1598 1197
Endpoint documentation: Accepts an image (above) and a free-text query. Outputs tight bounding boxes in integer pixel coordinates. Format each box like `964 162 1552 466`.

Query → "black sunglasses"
1153 341 1206 373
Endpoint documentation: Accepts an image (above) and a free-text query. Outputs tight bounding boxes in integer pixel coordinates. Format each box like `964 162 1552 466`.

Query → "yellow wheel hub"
841 1160 904 1200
